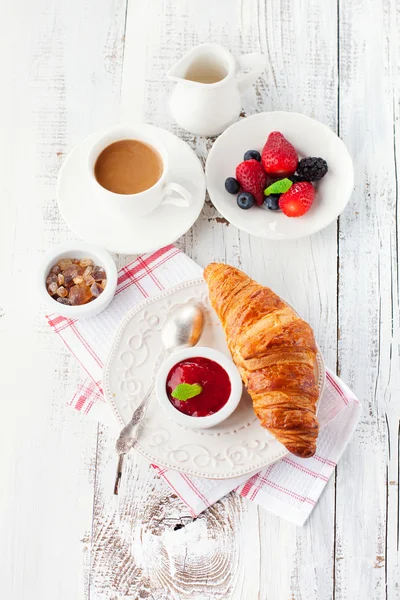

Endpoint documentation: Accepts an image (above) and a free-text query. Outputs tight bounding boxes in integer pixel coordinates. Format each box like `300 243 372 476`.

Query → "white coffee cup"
87 125 192 218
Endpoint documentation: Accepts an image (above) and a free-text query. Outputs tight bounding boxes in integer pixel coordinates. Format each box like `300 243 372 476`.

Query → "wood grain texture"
0 0 399 598
88 426 246 599
336 0 400 598
0 0 127 598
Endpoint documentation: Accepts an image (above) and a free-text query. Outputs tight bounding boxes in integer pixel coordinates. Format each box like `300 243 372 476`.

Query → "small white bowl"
155 346 243 429
39 241 118 318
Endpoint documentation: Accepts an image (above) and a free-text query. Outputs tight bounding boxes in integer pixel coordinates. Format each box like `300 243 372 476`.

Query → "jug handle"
236 53 266 93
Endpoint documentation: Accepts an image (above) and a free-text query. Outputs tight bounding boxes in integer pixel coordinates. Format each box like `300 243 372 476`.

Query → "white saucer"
206 112 354 240
57 125 206 254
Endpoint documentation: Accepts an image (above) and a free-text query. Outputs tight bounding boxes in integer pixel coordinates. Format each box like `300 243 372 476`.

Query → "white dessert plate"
206 112 354 240
103 279 326 479
57 125 206 254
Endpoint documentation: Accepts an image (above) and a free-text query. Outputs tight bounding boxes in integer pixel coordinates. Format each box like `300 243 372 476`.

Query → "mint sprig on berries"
264 178 293 196
171 383 202 401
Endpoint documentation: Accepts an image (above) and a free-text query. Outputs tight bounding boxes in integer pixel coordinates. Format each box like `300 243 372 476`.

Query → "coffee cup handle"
161 182 192 208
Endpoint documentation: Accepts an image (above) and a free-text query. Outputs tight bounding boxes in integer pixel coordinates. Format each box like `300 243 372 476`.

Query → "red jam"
166 357 231 417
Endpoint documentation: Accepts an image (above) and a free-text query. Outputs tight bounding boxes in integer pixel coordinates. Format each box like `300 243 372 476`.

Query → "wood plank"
0 332 98 600
385 3 400 596
336 0 400 597
0 0 127 598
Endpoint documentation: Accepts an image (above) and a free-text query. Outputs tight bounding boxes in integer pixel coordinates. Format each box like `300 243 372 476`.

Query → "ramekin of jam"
39 242 118 318
155 347 243 429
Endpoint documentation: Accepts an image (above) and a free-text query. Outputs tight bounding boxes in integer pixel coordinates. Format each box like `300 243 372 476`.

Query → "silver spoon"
115 303 204 456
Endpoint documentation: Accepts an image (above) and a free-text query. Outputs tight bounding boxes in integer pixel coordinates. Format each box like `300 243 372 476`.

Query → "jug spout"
167 43 235 85
167 52 193 83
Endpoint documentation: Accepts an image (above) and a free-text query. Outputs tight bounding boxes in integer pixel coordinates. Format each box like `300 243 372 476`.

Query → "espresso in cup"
88 126 192 219
94 139 163 195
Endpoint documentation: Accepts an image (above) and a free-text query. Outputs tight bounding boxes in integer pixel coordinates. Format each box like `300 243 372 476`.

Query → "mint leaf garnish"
264 178 293 196
171 383 203 401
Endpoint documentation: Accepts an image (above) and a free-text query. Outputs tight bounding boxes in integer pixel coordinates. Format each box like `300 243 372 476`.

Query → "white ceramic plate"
206 112 354 240
57 125 206 254
103 279 326 479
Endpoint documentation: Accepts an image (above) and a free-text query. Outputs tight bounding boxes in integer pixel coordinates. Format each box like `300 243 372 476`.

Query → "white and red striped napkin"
46 245 361 526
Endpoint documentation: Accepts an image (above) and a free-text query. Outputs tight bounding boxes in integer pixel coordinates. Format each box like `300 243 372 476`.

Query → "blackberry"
296 157 328 181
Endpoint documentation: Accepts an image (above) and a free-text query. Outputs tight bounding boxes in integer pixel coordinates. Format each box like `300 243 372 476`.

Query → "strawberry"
236 159 268 206
261 131 298 177
279 181 315 217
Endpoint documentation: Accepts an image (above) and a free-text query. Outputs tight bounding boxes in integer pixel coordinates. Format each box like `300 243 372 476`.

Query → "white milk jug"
167 43 266 137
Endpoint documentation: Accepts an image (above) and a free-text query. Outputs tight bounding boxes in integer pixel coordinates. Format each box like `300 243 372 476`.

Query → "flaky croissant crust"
204 263 319 458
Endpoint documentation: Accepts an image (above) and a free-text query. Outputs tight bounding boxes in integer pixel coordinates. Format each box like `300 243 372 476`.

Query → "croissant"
204 263 319 458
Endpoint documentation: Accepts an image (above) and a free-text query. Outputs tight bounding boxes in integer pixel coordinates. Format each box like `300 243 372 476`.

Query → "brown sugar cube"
84 275 95 286
100 279 107 289
57 286 68 298
90 282 103 298
51 264 61 275
57 258 73 270
69 284 92 306
79 258 93 268
48 282 58 295
63 265 83 285
92 266 106 281
57 297 71 305
73 276 84 284
46 273 58 286
57 273 65 286
72 259 80 264
83 266 93 277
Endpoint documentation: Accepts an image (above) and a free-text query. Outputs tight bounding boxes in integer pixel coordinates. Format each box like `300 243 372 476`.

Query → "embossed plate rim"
103 278 325 479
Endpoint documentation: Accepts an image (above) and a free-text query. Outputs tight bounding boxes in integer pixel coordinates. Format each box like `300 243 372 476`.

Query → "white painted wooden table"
1 0 399 598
